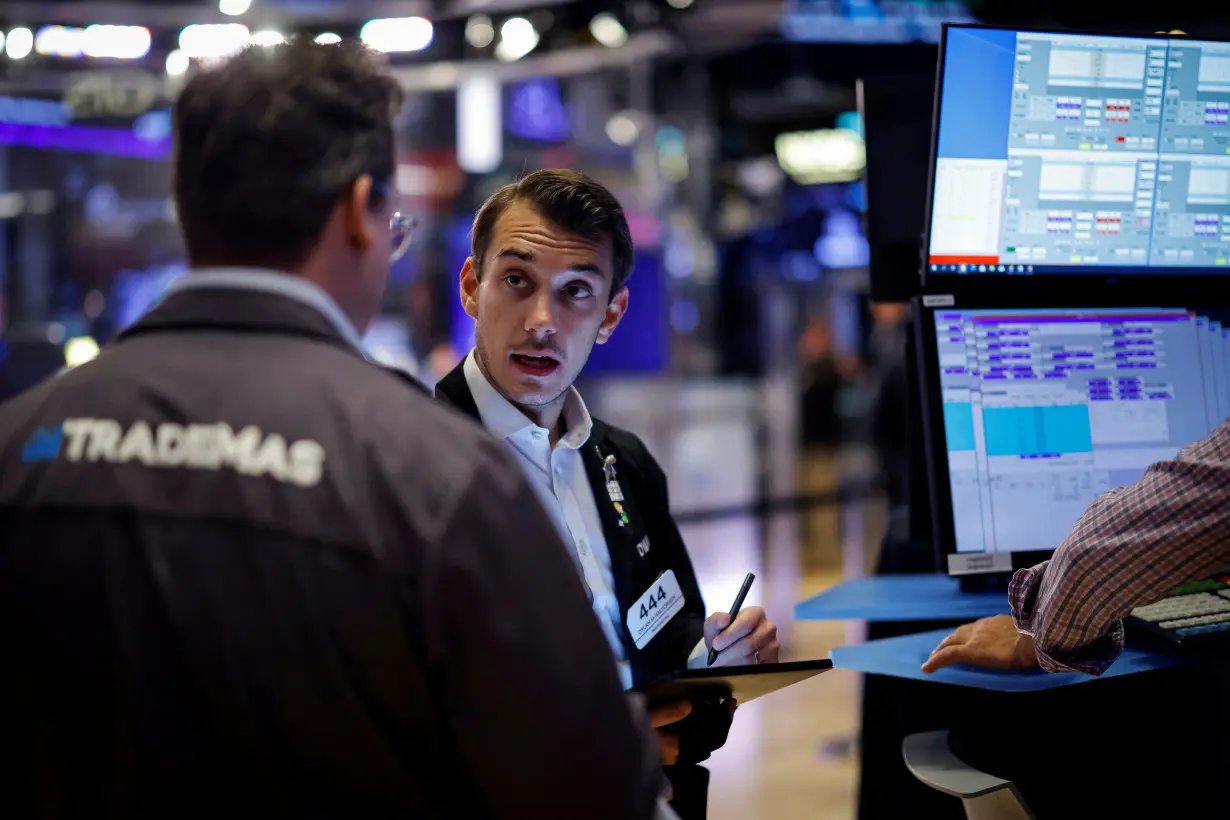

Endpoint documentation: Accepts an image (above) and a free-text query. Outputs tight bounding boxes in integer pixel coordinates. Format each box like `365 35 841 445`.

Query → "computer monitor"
858 74 935 302
924 25 1230 279
916 297 1230 576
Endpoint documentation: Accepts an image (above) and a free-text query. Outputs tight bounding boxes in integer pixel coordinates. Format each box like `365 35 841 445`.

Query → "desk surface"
831 627 1187 691
795 574 1010 622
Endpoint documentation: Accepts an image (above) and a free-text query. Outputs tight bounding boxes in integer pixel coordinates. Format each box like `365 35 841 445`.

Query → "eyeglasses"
371 179 416 263
390 211 416 262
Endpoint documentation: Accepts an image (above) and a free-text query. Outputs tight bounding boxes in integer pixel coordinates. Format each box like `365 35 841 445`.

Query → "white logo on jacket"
54 418 326 487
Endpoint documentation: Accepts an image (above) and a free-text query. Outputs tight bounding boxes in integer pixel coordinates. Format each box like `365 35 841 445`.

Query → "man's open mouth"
510 352 561 376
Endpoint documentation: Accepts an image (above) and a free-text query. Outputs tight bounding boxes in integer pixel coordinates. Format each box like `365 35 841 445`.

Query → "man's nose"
525 292 557 335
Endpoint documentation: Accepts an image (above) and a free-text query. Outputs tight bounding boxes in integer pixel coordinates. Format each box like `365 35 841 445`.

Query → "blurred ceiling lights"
165 48 190 77
465 15 496 49
495 17 538 62
25 24 151 60
360 17 434 53
219 0 252 16
249 30 286 47
5 27 33 60
178 23 249 60
0 3 699 78
589 13 629 48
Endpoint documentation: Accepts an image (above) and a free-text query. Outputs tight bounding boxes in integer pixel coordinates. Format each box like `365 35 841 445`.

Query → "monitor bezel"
920 22 1230 290
914 288 1228 576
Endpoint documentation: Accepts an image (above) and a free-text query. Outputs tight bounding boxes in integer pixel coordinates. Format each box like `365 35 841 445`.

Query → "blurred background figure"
796 311 848 573
865 302 910 515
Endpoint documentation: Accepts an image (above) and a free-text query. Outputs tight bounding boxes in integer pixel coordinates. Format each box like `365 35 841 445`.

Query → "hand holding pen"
704 573 781 667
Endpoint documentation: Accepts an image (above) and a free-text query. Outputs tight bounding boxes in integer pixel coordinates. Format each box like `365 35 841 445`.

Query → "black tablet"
637 658 834 707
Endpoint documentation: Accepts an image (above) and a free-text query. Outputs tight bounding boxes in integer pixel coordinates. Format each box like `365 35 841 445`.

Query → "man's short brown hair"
470 169 635 295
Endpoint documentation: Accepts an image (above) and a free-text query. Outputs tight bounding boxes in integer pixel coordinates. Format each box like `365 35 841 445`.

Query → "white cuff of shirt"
685 637 708 669
655 798 681 820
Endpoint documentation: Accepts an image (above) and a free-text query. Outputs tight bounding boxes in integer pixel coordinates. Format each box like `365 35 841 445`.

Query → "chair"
901 731 1036 820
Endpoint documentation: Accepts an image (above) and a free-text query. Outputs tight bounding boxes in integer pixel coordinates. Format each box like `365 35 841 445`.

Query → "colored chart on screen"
932 307 1230 558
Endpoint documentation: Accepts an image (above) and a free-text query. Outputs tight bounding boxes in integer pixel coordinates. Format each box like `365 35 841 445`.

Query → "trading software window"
930 30 1230 272
935 307 1229 555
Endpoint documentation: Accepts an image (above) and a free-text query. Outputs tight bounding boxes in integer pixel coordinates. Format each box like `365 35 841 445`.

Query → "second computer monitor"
925 25 1230 279
919 301 1230 575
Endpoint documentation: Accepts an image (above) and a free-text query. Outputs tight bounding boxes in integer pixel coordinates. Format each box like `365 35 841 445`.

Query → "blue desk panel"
831 628 1188 691
795 575 1010 622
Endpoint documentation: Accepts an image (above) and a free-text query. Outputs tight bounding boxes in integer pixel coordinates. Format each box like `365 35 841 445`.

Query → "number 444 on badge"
626 570 686 650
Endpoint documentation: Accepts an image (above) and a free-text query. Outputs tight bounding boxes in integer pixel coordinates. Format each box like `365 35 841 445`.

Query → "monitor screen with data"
927 26 1230 276
926 305 1230 574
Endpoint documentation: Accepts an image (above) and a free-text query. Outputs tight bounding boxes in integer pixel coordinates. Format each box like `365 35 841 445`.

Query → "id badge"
626 570 686 650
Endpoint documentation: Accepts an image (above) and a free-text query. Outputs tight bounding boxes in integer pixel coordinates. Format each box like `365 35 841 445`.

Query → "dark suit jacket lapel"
434 360 481 420
582 422 639 649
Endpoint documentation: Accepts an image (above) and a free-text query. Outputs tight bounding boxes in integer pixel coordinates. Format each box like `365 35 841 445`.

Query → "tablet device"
638 658 834 707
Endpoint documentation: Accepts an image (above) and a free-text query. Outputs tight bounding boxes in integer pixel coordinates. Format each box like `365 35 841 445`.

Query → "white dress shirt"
463 352 709 690
463 352 636 686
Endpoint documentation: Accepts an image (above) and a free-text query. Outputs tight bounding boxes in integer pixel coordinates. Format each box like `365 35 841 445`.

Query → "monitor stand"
957 572 1013 594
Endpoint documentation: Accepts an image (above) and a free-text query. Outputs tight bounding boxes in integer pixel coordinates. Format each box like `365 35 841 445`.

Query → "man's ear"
596 286 629 345
460 256 481 319
344 175 374 252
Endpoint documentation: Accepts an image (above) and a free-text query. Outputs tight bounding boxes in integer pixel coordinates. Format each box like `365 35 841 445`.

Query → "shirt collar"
462 349 592 450
165 267 368 356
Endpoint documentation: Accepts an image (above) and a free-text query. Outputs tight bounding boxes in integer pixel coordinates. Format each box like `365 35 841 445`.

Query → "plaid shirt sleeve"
1009 420 1230 675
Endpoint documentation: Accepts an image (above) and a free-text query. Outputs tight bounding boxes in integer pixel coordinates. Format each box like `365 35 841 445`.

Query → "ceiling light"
249 29 285 47
360 17 434 53
495 17 538 62
165 49 190 76
589 13 628 48
219 0 251 16
666 0 694 8
5 27 34 60
178 23 249 60
83 25 151 60
314 32 341 45
35 25 85 58
465 15 495 49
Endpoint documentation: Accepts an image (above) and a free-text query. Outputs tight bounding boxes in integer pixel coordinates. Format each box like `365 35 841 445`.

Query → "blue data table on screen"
831 627 1188 691
794 575 1009 622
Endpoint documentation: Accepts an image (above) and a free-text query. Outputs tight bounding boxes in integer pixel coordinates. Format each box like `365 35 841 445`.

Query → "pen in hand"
707 572 755 667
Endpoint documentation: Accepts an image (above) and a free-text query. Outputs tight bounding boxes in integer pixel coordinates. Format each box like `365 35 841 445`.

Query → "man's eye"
504 273 526 288
565 284 593 299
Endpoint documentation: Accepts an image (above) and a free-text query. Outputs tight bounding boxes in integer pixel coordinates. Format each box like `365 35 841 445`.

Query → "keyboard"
1127 576 1230 651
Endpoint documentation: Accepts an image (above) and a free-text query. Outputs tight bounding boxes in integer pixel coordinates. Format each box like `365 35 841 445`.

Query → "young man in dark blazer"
435 169 780 819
